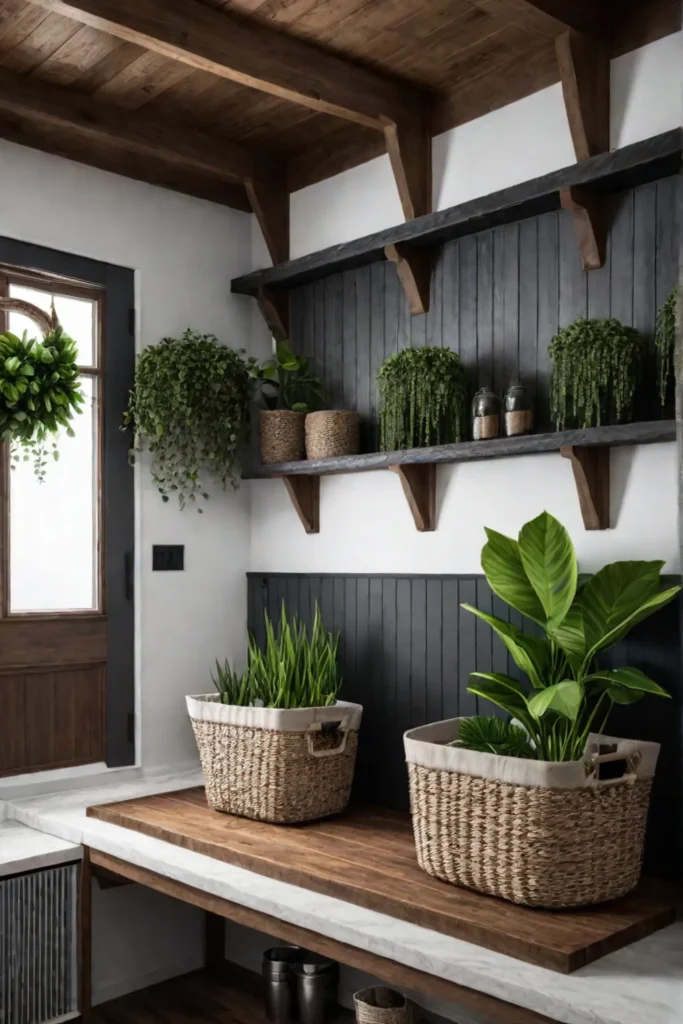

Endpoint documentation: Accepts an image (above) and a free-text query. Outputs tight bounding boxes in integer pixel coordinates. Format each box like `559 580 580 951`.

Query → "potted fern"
404 511 679 908
251 342 326 464
187 604 362 823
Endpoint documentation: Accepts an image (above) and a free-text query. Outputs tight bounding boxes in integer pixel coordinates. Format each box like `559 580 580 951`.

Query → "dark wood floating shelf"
246 421 676 534
232 130 682 297
88 791 678 975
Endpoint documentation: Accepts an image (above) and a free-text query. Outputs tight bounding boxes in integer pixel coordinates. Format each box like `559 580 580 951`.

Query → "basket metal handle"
306 714 351 758
591 749 640 787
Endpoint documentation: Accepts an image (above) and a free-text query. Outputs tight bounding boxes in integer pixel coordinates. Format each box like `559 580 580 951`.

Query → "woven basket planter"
354 988 409 1024
404 718 660 908
187 695 363 823
260 410 305 464
305 410 360 460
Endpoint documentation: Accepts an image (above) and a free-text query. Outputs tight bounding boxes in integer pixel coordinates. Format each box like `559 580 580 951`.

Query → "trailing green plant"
377 346 468 451
0 326 84 481
213 603 341 709
549 317 643 430
250 341 326 412
124 330 251 510
655 287 677 405
457 511 679 762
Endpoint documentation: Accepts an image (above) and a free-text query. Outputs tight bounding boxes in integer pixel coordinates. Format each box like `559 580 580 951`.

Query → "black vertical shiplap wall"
289 176 680 448
248 574 682 880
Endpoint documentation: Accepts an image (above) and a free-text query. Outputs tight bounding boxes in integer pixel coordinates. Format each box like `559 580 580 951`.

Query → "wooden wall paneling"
354 269 372 452
476 230 494 389
0 674 25 773
633 182 658 413
369 263 385 452
503 221 520 392
248 573 683 878
519 218 539 411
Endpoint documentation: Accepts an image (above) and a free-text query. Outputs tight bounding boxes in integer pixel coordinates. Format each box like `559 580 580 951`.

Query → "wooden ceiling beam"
28 0 425 134
556 30 610 161
473 1 606 39
0 65 265 186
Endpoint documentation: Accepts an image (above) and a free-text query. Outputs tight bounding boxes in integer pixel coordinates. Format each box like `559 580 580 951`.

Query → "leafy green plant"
0 326 84 481
655 287 677 405
458 512 679 762
250 341 326 413
213 604 341 709
124 330 251 510
378 346 468 451
549 317 643 430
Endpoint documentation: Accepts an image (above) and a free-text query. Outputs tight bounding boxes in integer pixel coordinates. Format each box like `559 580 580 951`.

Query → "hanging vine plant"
124 330 251 510
0 298 84 482
377 345 468 451
655 287 677 405
549 317 643 431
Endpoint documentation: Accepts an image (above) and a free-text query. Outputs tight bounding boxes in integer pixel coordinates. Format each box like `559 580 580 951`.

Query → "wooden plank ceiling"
0 0 677 228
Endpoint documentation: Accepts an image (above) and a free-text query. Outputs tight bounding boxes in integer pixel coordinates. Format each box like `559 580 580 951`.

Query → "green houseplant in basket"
378 346 468 451
251 341 327 464
124 329 251 510
549 317 643 429
186 603 362 824
404 511 679 908
0 298 84 481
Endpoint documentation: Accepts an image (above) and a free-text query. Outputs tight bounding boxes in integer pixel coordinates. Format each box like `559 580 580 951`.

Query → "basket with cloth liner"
187 694 363 823
405 718 659 908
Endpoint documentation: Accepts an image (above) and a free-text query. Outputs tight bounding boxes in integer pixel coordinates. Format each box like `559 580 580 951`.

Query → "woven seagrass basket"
404 718 660 909
305 410 360 460
354 988 410 1024
187 695 362 823
260 409 305 464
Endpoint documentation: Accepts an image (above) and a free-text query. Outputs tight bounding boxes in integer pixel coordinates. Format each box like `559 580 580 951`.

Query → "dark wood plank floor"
88 789 678 974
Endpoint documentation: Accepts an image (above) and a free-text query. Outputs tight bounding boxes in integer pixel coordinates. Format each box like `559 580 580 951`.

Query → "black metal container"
263 946 306 1023
293 953 339 1024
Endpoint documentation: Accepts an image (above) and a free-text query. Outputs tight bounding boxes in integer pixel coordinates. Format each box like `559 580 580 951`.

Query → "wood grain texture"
384 114 432 222
560 444 610 529
87 793 677 974
556 31 609 162
560 185 607 269
246 176 289 264
474 0 605 38
384 243 432 314
281 475 320 533
256 286 289 342
388 464 436 532
89 856 558 1024
233 132 682 293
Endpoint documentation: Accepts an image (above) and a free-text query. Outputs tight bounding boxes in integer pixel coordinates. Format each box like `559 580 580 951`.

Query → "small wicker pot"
260 410 305 464
187 695 363 824
305 410 360 460
404 719 660 909
354 988 409 1024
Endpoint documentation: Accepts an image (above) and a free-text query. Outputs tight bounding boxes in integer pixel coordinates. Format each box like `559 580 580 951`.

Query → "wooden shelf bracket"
560 445 610 530
256 286 289 342
389 463 436 532
384 243 433 314
560 185 607 270
281 475 320 533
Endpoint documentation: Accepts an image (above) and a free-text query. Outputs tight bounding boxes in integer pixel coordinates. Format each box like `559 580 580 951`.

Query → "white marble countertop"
0 819 81 877
2 768 681 1024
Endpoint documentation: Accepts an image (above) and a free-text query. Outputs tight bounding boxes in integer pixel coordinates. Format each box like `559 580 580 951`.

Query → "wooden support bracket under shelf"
389 463 436 531
281 475 320 533
256 286 289 341
560 185 607 270
384 242 433 314
560 444 610 530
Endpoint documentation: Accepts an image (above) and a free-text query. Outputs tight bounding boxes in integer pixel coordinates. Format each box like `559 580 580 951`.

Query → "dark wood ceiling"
0 0 678 213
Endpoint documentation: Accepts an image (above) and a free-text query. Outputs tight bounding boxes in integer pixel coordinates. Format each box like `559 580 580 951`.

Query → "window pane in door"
8 283 97 366
9 376 99 613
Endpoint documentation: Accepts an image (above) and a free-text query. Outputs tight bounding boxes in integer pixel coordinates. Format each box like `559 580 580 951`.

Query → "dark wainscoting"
289 175 680 451
248 573 683 880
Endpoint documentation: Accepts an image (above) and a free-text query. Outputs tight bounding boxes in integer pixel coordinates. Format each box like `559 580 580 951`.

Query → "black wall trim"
248 572 682 879
0 234 135 768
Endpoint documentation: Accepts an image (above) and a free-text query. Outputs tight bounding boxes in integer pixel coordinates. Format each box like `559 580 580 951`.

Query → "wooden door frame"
0 235 135 769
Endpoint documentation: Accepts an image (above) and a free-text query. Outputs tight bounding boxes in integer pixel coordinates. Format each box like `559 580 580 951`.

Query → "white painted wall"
250 33 683 577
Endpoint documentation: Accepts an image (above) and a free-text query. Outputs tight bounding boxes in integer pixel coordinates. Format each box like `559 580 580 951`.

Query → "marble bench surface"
2 768 681 1024
0 818 82 877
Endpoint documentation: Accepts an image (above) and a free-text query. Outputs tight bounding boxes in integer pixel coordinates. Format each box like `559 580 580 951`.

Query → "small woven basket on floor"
187 695 362 824
404 719 660 909
260 409 305 464
305 410 360 460
354 987 409 1024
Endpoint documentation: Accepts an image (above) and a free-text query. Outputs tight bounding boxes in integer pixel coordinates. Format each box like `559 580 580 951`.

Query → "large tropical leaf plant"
459 512 679 762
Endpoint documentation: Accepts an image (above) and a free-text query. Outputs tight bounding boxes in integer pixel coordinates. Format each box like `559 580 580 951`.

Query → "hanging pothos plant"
124 329 251 511
655 287 677 405
0 319 84 482
377 346 468 451
549 317 643 430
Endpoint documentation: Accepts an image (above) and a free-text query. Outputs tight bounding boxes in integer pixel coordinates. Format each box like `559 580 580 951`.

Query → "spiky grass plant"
377 346 468 452
549 317 643 430
212 604 341 709
655 288 677 405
